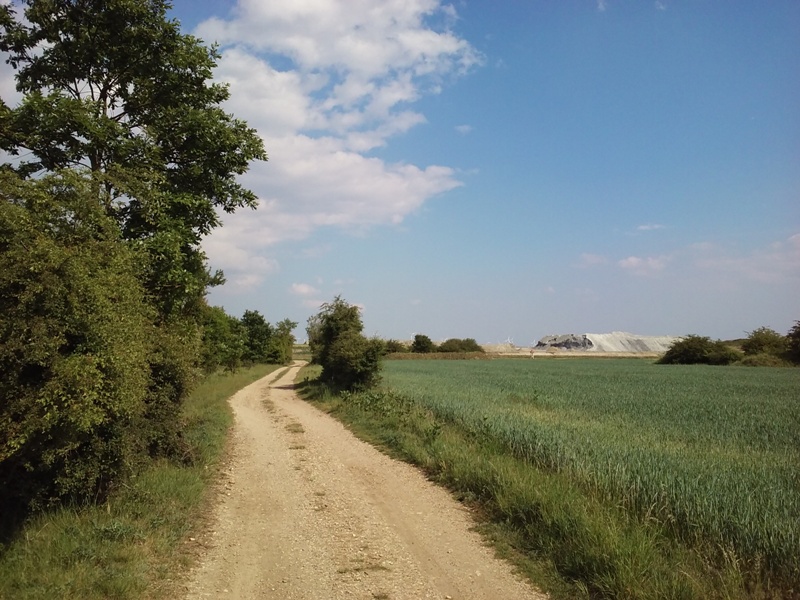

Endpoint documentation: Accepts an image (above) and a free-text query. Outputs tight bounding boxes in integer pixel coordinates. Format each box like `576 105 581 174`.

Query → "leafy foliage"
741 326 788 358
267 318 297 365
199 305 245 373
437 338 484 353
384 339 409 353
787 321 800 364
0 1 273 532
138 321 200 460
240 310 273 364
658 335 741 365
0 0 267 319
307 297 382 391
0 172 151 516
410 334 437 353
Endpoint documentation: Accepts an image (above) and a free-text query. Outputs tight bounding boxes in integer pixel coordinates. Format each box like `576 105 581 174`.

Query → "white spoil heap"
535 332 681 353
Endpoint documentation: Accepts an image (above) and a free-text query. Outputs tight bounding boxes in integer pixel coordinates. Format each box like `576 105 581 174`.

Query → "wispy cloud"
290 283 325 309
576 253 609 268
290 283 320 297
654 1 667 11
693 233 800 285
455 124 473 135
636 223 665 232
618 255 669 276
596 0 608 12
193 0 483 292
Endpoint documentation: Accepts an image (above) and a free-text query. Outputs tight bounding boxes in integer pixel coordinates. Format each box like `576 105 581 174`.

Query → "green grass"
297 359 800 599
0 364 281 600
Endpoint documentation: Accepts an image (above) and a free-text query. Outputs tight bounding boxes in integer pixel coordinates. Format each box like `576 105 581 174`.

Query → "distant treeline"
385 335 485 354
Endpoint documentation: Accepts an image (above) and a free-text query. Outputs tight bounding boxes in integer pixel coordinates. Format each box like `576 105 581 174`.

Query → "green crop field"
380 359 800 586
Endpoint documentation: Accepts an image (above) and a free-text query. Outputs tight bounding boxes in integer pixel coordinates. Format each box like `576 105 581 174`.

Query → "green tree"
240 310 273 364
411 334 437 353
741 326 788 357
200 305 246 373
0 172 151 520
308 297 363 367
307 297 382 391
787 321 800 364
0 0 266 319
267 318 297 364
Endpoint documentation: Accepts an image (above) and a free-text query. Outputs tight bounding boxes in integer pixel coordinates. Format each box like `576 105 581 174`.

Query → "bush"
137 322 201 461
307 296 382 391
411 334 437 353
384 339 408 353
0 173 152 521
741 327 788 357
437 338 485 353
658 335 742 365
325 331 384 391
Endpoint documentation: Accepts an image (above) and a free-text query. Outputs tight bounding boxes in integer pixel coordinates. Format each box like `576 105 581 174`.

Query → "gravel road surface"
182 362 547 600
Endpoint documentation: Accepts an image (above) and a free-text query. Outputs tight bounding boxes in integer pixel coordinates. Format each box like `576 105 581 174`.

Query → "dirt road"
182 363 547 600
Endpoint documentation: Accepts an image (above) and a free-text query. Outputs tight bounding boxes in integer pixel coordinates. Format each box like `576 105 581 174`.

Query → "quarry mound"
534 332 681 353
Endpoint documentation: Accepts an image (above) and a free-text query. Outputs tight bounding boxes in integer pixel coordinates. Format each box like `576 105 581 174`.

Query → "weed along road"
182 362 547 600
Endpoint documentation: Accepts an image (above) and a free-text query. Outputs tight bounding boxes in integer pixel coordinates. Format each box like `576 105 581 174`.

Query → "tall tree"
268 318 297 364
0 0 266 318
240 309 273 364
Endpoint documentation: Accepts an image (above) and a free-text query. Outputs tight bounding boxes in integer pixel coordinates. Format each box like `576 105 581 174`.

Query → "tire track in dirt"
182 362 547 600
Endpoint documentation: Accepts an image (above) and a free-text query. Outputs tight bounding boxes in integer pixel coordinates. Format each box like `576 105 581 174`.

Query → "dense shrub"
138 322 201 461
384 339 409 353
200 305 246 372
0 174 152 517
658 335 742 365
411 334 437 353
325 330 384 391
307 297 382 391
741 327 788 357
437 338 484 353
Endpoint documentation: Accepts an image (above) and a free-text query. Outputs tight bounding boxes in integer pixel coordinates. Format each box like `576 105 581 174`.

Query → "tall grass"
382 360 799 582
0 364 280 600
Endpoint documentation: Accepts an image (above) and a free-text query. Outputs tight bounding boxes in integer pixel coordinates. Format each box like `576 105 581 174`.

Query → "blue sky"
165 1 796 343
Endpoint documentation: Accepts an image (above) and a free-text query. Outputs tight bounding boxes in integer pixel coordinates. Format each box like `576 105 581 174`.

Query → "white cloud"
636 223 665 231
290 283 320 297
290 283 326 309
693 233 800 285
0 43 22 107
197 0 481 291
455 124 472 135
655 1 667 11
618 255 669 276
576 253 609 268
596 0 608 12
